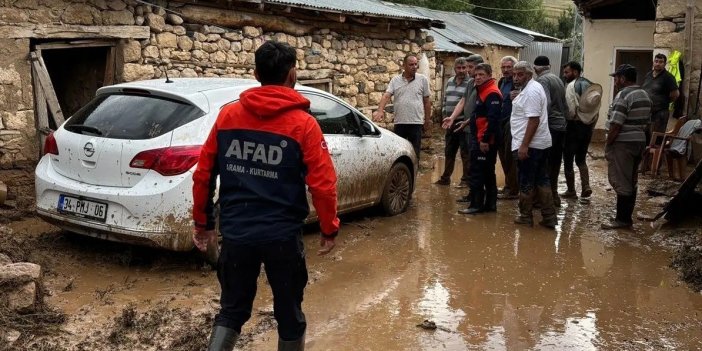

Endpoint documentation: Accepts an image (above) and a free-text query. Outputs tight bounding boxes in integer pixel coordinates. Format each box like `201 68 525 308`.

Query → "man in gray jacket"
534 56 567 207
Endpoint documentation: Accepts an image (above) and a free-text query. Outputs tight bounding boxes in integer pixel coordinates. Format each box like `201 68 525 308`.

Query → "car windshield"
64 93 205 140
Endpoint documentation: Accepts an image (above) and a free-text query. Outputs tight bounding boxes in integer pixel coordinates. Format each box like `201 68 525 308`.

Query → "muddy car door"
302 92 385 212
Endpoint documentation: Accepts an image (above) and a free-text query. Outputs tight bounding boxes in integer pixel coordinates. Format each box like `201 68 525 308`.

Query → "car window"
303 93 360 135
64 93 205 140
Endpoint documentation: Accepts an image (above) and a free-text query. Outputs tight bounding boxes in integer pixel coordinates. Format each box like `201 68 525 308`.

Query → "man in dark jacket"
459 63 502 214
192 41 339 351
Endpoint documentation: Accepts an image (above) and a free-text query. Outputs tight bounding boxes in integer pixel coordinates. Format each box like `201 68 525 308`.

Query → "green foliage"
389 0 575 39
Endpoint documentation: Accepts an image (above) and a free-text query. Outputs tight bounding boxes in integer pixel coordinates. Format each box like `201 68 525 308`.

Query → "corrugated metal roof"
263 0 434 22
473 15 561 43
427 29 472 53
383 4 522 48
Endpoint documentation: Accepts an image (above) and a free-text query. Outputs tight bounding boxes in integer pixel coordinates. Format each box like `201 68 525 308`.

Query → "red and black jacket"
470 78 503 145
192 85 340 244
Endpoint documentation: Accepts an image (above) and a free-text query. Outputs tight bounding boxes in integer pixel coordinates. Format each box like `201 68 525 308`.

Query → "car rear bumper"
37 208 194 251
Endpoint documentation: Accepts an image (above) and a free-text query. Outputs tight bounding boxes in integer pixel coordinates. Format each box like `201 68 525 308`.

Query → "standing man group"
373 54 432 160
442 54 485 203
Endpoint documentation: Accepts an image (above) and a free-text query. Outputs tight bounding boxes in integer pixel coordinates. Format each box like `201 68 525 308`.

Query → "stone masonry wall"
0 0 436 210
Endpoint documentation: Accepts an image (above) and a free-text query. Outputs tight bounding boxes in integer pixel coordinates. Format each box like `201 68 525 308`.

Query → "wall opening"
614 49 652 95
35 42 116 118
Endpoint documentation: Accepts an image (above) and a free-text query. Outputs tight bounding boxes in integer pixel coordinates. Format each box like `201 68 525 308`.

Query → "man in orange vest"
459 63 503 214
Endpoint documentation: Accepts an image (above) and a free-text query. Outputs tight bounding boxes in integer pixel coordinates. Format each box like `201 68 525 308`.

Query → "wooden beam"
35 42 117 51
30 52 65 127
104 46 116 86
0 25 150 39
179 5 315 36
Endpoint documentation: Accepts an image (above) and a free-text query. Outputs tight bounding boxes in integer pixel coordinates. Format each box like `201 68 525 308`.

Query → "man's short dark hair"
403 54 418 65
255 41 297 85
654 53 667 63
563 61 582 74
474 63 492 76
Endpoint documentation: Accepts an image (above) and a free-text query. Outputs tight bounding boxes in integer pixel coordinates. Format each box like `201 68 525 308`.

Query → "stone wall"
0 0 436 211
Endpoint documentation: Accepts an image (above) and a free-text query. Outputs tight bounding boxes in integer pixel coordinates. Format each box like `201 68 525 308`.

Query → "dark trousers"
215 235 308 341
498 119 518 194
516 148 551 192
606 141 646 196
547 129 566 197
394 124 423 160
439 121 470 183
469 142 498 207
563 121 593 183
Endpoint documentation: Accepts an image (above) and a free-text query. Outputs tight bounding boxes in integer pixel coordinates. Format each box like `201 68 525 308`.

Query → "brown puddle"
4 147 702 350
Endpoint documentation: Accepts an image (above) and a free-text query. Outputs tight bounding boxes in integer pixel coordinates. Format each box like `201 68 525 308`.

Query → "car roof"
96 78 339 113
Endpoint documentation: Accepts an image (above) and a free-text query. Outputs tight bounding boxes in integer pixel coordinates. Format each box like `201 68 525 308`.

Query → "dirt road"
2 146 702 350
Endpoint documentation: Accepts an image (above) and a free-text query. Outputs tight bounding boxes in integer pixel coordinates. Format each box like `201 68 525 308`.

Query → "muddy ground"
2 136 702 350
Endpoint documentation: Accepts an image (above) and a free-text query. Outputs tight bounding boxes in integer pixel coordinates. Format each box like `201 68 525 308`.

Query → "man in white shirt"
510 61 557 228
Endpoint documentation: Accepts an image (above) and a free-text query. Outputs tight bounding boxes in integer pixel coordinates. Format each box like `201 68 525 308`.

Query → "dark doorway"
36 43 115 118
614 49 652 95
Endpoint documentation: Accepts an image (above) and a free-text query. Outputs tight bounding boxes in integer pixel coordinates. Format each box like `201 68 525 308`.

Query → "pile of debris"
0 227 66 349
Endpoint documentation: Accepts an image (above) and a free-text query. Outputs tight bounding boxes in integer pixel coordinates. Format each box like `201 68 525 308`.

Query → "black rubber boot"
514 190 534 226
601 195 633 229
459 188 484 214
562 168 577 198
484 186 497 212
537 185 558 229
278 332 305 351
578 163 592 198
207 326 239 351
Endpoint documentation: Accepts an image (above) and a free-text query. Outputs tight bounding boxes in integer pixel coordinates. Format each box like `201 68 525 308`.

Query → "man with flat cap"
534 55 567 208
603 64 651 229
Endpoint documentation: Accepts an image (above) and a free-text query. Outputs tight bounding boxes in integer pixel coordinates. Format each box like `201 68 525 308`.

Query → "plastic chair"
645 116 688 177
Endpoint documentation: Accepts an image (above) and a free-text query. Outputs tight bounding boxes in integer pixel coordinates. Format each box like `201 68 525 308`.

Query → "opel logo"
83 142 95 157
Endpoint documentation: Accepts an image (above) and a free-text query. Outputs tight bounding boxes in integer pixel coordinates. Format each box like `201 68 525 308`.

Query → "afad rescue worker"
192 40 340 351
459 63 503 214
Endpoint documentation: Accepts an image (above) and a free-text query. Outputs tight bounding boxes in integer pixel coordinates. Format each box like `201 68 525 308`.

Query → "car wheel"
381 162 412 216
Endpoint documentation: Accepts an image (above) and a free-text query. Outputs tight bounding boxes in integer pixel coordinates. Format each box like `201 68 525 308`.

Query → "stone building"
0 0 439 210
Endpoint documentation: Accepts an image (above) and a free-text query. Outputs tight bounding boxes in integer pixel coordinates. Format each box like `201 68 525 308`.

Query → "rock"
170 51 191 60
243 26 260 38
230 42 242 52
106 0 127 10
4 329 21 345
656 20 677 34
13 0 39 9
121 63 155 81
657 0 686 18
142 45 159 59
206 34 221 42
181 68 198 77
146 13 166 33
654 32 684 50
157 32 178 48
2 110 32 130
177 36 193 51
217 39 231 51
202 42 218 54
242 38 254 51
204 25 226 34
121 40 142 63
0 263 41 284
0 253 11 265
134 15 144 25
223 32 243 41
166 14 183 25
153 6 166 16
369 92 383 105
7 282 37 312
173 26 186 36
61 4 97 25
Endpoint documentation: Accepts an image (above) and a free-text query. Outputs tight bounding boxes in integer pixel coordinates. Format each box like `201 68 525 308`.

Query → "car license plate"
57 195 108 222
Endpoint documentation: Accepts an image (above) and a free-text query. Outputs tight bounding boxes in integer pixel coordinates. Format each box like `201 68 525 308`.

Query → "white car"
35 78 416 251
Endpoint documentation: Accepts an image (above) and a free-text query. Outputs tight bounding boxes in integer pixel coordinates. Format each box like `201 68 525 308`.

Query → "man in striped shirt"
603 64 652 229
435 57 471 186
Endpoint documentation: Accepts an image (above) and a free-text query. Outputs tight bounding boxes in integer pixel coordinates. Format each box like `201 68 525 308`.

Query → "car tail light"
44 132 59 155
129 145 202 176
